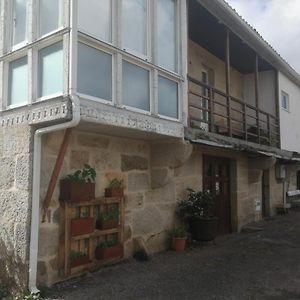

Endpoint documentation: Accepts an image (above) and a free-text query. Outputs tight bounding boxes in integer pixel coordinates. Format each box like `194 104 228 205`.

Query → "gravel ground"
47 211 300 300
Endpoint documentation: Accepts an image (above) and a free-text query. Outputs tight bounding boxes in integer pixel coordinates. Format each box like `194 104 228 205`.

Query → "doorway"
203 156 231 235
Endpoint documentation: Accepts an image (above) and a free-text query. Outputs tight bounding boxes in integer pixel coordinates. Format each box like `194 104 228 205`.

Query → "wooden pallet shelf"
58 196 124 278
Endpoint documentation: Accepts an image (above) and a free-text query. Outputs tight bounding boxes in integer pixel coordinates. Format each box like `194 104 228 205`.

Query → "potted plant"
168 226 188 252
177 188 218 241
95 239 123 260
71 209 94 236
60 164 96 202
105 178 124 198
96 206 119 230
70 250 90 268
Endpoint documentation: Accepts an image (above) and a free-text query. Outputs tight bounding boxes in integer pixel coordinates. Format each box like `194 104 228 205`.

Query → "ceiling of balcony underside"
189 0 274 74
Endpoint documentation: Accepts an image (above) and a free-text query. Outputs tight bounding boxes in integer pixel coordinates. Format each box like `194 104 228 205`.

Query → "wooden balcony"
188 76 280 148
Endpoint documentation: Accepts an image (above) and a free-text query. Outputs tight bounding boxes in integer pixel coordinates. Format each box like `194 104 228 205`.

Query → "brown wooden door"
203 156 231 235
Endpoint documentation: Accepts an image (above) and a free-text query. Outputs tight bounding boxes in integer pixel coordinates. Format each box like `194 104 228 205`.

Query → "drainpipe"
28 95 80 293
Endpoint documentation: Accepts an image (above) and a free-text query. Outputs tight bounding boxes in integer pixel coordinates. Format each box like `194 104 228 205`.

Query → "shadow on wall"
0 238 28 296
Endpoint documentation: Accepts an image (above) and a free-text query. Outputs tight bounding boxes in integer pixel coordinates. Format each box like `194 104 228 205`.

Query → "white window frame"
77 38 115 106
281 90 290 112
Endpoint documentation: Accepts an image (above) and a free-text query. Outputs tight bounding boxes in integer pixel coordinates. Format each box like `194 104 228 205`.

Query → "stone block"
49 257 58 271
15 154 32 190
124 225 132 241
0 157 15 189
38 226 59 258
125 193 144 210
128 173 149 192
146 231 168 253
121 155 148 172
93 151 120 171
151 140 193 168
175 176 202 200
248 169 263 184
70 150 89 170
151 168 170 189
110 139 149 156
77 134 109 149
132 205 163 236
145 182 176 203
173 153 199 177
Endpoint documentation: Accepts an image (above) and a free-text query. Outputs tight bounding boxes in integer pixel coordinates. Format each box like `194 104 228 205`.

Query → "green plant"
0 283 9 299
13 292 44 300
65 164 96 184
108 178 123 189
70 250 87 261
167 226 187 238
99 207 119 221
177 188 216 219
97 239 118 249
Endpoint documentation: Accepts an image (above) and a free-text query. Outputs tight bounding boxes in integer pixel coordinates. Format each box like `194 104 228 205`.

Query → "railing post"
244 103 248 141
225 28 232 137
254 53 260 144
209 87 214 132
267 114 271 146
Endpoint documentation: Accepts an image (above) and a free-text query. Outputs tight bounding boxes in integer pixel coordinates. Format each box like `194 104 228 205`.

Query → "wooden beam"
254 53 260 143
225 28 232 137
42 128 72 222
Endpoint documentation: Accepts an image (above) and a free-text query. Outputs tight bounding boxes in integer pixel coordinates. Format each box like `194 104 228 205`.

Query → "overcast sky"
225 0 300 74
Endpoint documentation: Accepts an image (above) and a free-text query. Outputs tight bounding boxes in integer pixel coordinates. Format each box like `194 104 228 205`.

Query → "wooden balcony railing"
188 76 280 148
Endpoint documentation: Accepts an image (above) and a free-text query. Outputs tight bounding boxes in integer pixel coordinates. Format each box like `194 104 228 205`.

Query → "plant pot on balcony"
60 180 95 202
105 187 124 198
70 254 90 268
71 218 94 236
96 219 119 230
95 244 123 260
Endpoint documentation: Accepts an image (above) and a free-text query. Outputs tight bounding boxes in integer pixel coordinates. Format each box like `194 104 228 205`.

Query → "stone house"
0 0 300 293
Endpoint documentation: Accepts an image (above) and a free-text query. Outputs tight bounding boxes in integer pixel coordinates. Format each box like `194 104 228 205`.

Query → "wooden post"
225 28 232 137
254 54 260 143
42 128 72 222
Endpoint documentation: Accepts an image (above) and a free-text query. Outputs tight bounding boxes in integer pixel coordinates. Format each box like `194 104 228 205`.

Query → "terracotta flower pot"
70 255 90 268
59 180 95 202
96 219 119 230
95 244 123 260
171 237 187 252
71 218 94 236
105 188 124 198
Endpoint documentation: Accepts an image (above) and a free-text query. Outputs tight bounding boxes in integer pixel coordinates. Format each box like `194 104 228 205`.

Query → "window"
78 0 112 43
39 0 63 36
38 42 63 98
77 43 112 101
157 0 176 72
281 91 289 111
122 61 149 111
12 0 27 47
158 76 178 118
122 0 147 56
8 56 28 106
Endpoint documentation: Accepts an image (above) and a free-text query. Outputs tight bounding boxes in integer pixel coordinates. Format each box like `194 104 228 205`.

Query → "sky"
225 0 300 74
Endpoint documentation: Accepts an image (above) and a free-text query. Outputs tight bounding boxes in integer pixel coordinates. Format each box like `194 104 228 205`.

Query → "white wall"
278 72 300 152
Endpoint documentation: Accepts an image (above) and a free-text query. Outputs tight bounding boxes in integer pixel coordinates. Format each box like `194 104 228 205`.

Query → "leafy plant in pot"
168 226 188 252
96 206 119 230
177 188 218 241
60 164 96 202
70 250 90 268
105 178 124 197
95 239 123 260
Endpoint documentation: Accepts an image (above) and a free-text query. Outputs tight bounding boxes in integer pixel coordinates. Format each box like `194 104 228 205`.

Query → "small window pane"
122 0 147 56
13 0 27 46
8 57 28 106
39 0 63 36
78 43 112 100
158 76 178 118
38 42 63 97
281 91 289 110
122 61 149 111
78 0 111 43
157 0 176 71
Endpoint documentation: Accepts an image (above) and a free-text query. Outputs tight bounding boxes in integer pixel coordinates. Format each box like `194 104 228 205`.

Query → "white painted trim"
77 93 113 106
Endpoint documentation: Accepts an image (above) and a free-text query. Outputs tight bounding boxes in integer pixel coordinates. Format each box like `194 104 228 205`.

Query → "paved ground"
48 211 300 300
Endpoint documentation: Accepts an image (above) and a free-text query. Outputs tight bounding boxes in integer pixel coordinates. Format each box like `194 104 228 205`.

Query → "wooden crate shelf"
58 196 125 278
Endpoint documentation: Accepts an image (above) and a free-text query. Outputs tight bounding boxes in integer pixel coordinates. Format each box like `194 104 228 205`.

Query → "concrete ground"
47 211 300 300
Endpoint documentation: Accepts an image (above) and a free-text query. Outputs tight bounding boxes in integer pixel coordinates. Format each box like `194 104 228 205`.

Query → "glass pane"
13 0 27 46
38 42 63 97
122 0 147 56
157 0 176 71
39 0 63 36
158 76 178 118
78 0 111 43
122 61 149 111
8 57 28 106
77 43 112 100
